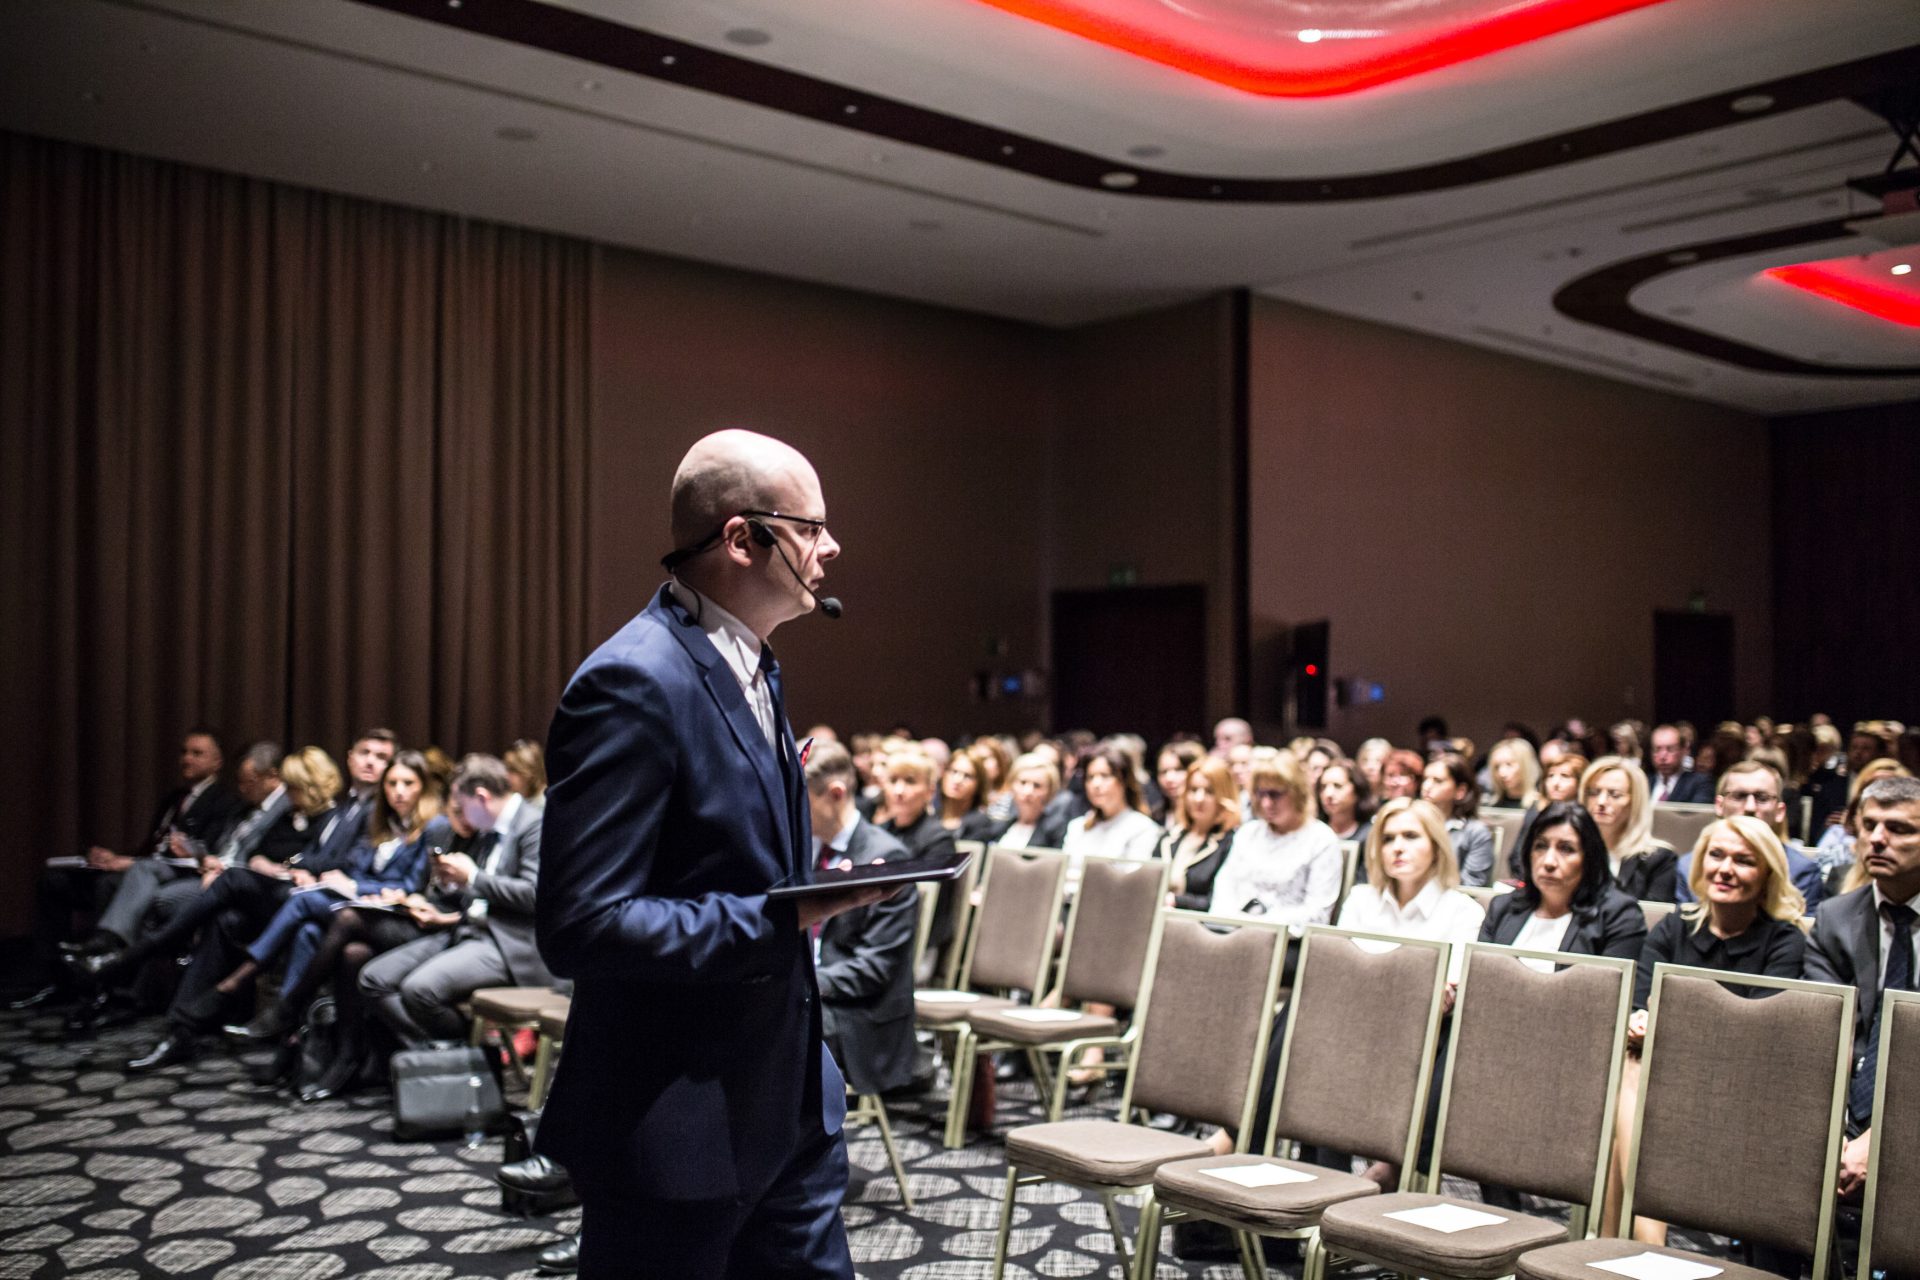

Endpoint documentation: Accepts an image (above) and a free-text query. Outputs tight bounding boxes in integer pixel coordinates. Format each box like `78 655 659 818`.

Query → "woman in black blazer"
1155 757 1241 912
1480 801 1647 960
1581 755 1678 903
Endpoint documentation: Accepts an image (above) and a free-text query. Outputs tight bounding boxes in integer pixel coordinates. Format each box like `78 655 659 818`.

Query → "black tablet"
766 848 974 901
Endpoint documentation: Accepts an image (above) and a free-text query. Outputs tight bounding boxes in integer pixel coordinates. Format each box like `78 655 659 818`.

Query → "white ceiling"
3 0 1918 412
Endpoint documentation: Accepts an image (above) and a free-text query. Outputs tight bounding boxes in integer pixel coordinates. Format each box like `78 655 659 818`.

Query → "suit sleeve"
536 656 793 985
1802 903 1853 985
816 887 917 1003
475 820 539 917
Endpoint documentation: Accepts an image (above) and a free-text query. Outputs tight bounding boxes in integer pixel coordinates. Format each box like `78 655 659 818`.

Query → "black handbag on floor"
391 1044 506 1140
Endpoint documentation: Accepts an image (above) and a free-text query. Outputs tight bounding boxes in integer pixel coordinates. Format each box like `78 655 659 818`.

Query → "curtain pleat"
0 132 592 936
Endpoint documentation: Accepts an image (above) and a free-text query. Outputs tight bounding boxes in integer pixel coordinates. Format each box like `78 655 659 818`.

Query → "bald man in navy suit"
536 431 887 1280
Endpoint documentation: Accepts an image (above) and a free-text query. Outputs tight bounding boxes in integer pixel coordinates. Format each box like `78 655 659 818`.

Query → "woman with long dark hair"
1478 801 1646 961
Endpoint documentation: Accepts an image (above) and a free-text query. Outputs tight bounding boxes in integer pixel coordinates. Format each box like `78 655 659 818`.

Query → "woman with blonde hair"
1339 798 1485 955
1581 754 1676 901
503 738 547 802
1157 757 1241 911
1602 816 1808 1241
1207 750 1342 923
279 746 344 829
974 751 1065 849
1485 738 1542 810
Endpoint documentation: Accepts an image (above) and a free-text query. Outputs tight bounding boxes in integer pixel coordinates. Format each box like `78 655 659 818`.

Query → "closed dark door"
1051 586 1206 743
1654 611 1734 729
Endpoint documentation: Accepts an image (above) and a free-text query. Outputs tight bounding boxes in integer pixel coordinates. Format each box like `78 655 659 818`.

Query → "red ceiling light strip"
976 0 1675 97
1764 264 1920 328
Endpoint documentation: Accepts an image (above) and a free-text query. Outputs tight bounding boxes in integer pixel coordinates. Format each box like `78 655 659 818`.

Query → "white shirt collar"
669 580 765 689
185 776 215 803
1385 877 1445 924
258 783 286 813
829 808 860 853
494 792 525 839
1872 882 1920 915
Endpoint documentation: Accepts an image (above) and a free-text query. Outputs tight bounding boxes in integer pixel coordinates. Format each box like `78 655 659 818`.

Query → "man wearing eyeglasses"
534 429 888 1280
1672 758 1825 909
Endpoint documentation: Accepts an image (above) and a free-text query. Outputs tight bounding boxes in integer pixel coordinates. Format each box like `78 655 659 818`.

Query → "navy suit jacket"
535 585 839 1202
339 814 444 898
1646 769 1713 805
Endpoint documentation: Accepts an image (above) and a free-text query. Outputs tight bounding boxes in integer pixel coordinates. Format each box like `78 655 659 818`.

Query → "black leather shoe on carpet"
497 1155 572 1195
535 1235 580 1275
126 1035 196 1073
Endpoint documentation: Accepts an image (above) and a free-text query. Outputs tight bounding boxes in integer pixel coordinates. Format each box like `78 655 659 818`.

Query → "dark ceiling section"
1553 220 1920 377
349 0 1920 204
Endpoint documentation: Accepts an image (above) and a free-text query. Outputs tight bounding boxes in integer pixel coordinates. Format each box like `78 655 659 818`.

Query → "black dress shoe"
535 1235 580 1275
497 1155 573 1195
6 985 61 1012
63 990 112 1036
127 1035 196 1073
223 1001 289 1043
247 1033 303 1087
63 950 124 989
57 931 121 957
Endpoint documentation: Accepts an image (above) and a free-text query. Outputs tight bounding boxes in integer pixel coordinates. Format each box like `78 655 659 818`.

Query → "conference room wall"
587 244 1060 739
1772 398 1920 727
1246 295 1774 754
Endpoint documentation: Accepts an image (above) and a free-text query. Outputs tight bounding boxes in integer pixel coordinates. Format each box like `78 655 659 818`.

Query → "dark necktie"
1850 901 1916 1124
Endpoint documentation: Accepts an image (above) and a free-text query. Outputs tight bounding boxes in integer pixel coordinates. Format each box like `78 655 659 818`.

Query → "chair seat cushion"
1006 1120 1211 1187
1516 1238 1787 1280
913 991 1015 1026
1319 1191 1568 1278
470 986 561 1022
967 1006 1121 1044
1152 1154 1382 1230
537 1004 569 1039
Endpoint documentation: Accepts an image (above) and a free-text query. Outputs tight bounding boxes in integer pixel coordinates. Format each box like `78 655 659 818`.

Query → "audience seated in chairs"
1158 756 1241 912
1603 814 1808 1243
1581 754 1677 903
1209 748 1342 924
1379 748 1424 802
969 751 1066 849
1058 741 1162 895
1421 751 1496 887
360 752 550 1049
879 746 964 977
1805 772 1920 1205
935 749 998 841
1674 758 1827 911
1316 758 1373 862
1152 739 1205 828
805 741 919 1097
1811 756 1909 886
970 737 1016 821
1646 723 1712 804
1486 737 1543 811
1480 800 1648 962
504 737 548 803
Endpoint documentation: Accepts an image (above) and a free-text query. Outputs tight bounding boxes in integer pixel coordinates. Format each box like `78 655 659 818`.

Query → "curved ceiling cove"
1554 220 1920 377
347 0 1920 204
1766 259 1920 327
974 0 1676 97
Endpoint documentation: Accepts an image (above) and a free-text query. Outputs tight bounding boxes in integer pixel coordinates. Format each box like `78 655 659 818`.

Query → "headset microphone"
749 520 844 620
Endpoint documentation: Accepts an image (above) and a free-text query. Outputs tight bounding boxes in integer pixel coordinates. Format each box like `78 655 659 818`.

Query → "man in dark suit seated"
360 753 548 1047
20 727 241 1007
805 741 917 1099
1645 723 1712 805
534 430 886 1280
1804 774 1920 1203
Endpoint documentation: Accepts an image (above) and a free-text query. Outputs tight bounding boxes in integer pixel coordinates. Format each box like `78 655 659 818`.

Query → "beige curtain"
0 132 591 937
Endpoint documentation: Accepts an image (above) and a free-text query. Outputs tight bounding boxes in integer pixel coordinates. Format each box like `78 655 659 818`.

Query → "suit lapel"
1848 891 1882 1031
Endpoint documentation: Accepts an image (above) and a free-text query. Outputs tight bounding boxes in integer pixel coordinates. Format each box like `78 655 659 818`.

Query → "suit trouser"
98 861 200 945
34 868 122 980
574 1122 854 1280
358 931 510 1046
168 877 290 1032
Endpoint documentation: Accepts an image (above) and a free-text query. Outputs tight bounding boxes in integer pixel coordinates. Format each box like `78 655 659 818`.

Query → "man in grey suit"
806 741 918 1097
361 753 551 1045
1804 774 1920 1200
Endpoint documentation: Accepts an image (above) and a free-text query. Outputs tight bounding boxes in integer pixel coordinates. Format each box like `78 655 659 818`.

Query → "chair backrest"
1650 802 1717 853
958 846 1067 996
1457 883 1514 909
1056 855 1171 1010
940 840 988 987
1864 989 1920 1279
1268 927 1449 1171
1329 841 1360 923
1124 911 1287 1137
1630 965 1852 1271
911 883 942 974
1639 899 1676 933
1482 809 1526 872
1433 943 1633 1207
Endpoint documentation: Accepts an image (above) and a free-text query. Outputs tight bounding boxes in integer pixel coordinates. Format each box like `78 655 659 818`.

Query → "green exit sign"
1108 564 1139 587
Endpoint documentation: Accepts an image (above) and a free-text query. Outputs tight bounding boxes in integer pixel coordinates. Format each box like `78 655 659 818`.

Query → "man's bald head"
670 430 814 548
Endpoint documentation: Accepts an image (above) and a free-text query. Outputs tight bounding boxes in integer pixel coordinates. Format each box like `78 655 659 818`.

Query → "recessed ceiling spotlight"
661 55 677 66
843 104 859 115
495 126 537 142
1730 94 1773 114
1893 264 1913 276
1000 144 1016 156
447 0 462 8
724 27 771 46
1101 171 1139 189
1297 28 1324 43
1126 144 1165 159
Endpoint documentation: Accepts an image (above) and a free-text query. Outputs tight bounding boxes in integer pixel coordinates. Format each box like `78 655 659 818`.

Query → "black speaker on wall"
1276 619 1329 730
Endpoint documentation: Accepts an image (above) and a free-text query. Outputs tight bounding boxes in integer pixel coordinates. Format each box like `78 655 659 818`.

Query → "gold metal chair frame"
1859 986 1918 1280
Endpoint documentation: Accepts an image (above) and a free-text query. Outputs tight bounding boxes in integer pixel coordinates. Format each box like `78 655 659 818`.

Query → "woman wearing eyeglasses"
1207 751 1342 924
1581 754 1677 902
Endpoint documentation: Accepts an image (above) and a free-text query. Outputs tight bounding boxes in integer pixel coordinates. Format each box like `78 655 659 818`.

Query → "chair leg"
528 1033 558 1109
943 1027 977 1149
1130 1192 1163 1280
991 1167 1020 1279
866 1095 915 1212
1100 1190 1133 1279
1235 1229 1269 1280
1302 1229 1328 1280
1027 1047 1056 1110
468 1016 488 1046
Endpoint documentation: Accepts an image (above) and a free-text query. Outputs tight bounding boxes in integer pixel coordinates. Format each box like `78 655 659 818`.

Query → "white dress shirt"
1512 910 1575 972
811 807 861 867
1209 818 1343 927
997 821 1037 850
1338 879 1488 980
1873 883 1920 989
669 580 775 747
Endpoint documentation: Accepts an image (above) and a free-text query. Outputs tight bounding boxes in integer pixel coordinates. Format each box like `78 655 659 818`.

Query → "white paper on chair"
1383 1204 1508 1233
1588 1253 1723 1280
1002 1009 1084 1023
916 990 980 1004
1199 1163 1318 1188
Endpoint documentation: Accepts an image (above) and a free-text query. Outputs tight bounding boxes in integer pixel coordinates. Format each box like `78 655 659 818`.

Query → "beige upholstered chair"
469 986 567 1083
1638 899 1677 932
1515 965 1854 1280
528 1002 568 1109
1481 808 1526 875
959 855 1170 1139
1316 943 1634 1280
1457 883 1514 909
1139 927 1453 1280
844 1091 915 1211
1862 989 1920 1280
932 839 987 988
1330 841 1361 924
989 910 1289 1280
1649 802 1717 853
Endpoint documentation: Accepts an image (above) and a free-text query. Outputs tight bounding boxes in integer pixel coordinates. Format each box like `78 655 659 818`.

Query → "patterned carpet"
1 1008 1767 1280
